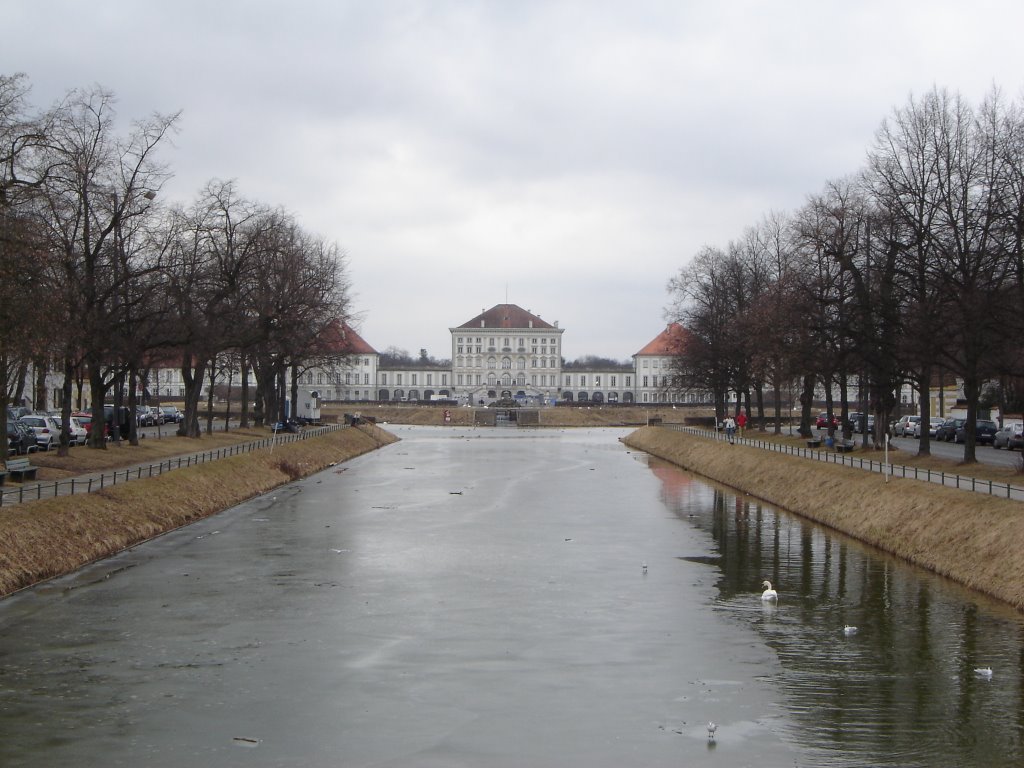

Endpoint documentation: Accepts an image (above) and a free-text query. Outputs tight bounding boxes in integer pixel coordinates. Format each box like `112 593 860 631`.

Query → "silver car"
893 415 920 437
994 424 1024 450
18 414 60 451
912 417 945 439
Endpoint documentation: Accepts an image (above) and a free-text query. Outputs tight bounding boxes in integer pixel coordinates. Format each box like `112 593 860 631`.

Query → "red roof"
456 304 556 331
634 323 691 356
316 320 377 355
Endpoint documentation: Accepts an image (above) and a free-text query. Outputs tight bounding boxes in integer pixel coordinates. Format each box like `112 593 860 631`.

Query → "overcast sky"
6 1 1024 361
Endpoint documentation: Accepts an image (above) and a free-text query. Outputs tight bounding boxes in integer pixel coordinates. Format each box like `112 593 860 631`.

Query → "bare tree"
34 85 178 450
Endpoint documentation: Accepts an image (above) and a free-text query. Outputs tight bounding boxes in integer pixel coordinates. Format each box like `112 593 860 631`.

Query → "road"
888 434 1023 469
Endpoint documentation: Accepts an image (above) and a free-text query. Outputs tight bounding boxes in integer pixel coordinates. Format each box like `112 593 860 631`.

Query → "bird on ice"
706 722 717 741
642 562 648 574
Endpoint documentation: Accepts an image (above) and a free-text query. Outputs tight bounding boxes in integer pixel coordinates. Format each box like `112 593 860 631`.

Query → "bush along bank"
0 424 399 598
623 426 1024 612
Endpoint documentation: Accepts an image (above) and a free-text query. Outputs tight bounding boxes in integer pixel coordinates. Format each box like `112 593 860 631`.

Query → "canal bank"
0 423 398 598
623 425 1024 612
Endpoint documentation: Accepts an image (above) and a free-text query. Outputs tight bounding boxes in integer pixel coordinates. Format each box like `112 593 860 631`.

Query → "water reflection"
648 456 1024 768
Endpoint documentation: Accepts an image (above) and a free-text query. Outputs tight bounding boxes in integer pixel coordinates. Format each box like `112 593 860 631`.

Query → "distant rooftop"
455 304 559 331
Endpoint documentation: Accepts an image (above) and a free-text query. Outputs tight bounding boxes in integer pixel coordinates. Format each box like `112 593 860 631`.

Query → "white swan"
975 667 993 678
843 625 858 636
761 580 778 601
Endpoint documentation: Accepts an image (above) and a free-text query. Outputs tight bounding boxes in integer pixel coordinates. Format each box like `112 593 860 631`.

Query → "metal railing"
660 424 1024 502
0 424 342 508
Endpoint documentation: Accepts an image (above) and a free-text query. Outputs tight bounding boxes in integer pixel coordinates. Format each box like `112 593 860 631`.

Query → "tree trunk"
916 366 932 457
86 363 109 449
205 360 217 434
240 356 251 428
56 357 74 457
179 355 207 438
798 373 815 438
127 365 140 446
771 375 782 435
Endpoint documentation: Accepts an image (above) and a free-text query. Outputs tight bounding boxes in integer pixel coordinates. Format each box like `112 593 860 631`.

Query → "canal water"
0 425 1022 767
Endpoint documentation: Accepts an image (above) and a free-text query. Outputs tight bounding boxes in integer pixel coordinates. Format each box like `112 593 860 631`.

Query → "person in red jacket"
736 409 748 437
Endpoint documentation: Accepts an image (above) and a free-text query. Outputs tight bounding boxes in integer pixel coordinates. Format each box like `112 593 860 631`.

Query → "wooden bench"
834 440 856 453
806 438 821 448
5 457 38 481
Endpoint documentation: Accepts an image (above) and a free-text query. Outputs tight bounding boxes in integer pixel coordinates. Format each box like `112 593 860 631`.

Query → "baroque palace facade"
309 304 698 407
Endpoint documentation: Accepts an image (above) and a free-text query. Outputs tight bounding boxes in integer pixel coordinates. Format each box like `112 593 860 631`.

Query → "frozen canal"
1 425 1023 767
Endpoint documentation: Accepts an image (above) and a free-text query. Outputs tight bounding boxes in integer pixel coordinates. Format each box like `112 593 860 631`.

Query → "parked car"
136 406 157 427
160 406 183 424
893 415 921 437
815 412 839 430
104 405 131 439
993 423 1024 450
18 414 60 451
66 416 89 446
7 420 31 455
912 417 945 439
71 410 108 439
935 417 965 442
954 419 997 445
848 412 875 434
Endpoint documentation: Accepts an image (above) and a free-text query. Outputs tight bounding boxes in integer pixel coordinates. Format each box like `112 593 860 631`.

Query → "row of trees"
1 75 352 454
668 86 1024 463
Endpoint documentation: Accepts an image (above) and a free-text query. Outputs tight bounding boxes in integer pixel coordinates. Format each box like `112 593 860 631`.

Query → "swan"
761 580 778 601
843 625 858 636
707 721 717 740
975 667 993 678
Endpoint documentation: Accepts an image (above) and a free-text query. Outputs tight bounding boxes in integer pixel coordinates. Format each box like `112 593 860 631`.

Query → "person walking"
736 409 747 437
724 415 737 444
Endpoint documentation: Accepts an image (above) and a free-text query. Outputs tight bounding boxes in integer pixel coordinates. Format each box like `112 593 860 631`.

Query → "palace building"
345 304 696 406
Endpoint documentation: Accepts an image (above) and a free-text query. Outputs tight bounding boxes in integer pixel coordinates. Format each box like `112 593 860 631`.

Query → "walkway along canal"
0 425 1022 767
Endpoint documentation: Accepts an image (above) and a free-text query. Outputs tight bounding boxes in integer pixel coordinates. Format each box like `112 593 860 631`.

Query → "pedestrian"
724 415 736 443
736 409 747 437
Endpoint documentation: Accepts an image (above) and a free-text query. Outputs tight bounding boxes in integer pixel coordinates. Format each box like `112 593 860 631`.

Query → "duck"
843 625 858 636
761 580 778 601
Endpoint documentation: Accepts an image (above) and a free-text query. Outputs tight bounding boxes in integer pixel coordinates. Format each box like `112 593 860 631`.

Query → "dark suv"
936 417 965 442
955 419 998 445
6 419 36 455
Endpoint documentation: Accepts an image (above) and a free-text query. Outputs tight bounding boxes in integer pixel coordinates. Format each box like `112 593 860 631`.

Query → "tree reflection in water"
649 457 1024 768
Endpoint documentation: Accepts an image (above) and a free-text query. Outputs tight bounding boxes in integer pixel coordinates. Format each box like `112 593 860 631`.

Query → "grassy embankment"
623 426 1024 612
0 424 398 597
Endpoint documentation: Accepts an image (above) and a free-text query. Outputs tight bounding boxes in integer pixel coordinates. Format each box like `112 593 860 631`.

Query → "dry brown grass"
0 424 398 597
22 429 267 479
624 426 1024 612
